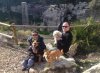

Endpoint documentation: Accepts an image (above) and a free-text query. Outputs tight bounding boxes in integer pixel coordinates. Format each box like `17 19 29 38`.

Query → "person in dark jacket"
27 31 46 55
57 22 73 55
22 31 46 71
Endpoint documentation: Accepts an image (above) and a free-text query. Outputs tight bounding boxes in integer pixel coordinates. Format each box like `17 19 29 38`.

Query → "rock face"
42 2 89 29
72 2 89 19
42 4 67 26
93 0 100 21
83 63 100 73
68 43 78 57
29 56 77 73
42 4 66 29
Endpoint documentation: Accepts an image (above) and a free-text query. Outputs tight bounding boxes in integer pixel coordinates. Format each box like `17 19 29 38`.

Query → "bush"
72 17 100 55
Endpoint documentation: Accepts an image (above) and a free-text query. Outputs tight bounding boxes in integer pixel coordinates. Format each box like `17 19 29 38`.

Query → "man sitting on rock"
22 31 46 71
57 21 73 56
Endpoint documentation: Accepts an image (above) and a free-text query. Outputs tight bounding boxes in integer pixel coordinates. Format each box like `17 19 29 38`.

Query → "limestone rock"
29 56 77 73
83 63 100 73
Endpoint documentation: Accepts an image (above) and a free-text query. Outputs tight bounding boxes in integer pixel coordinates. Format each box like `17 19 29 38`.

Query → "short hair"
32 31 38 35
32 31 38 34
63 21 71 26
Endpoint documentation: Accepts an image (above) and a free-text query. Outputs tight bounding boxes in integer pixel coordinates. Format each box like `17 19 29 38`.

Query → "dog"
32 40 39 53
43 49 63 63
32 41 42 63
53 30 62 44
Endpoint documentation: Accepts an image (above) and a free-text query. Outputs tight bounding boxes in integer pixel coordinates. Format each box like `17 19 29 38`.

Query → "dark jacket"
27 35 46 56
57 31 73 53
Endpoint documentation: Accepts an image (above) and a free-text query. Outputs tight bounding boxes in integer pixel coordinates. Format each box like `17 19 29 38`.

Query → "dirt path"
0 44 27 73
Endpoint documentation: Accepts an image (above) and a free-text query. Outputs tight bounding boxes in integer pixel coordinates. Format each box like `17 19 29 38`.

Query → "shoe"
22 68 27 71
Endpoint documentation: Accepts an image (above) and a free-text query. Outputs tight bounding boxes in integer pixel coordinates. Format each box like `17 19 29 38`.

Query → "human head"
32 31 39 40
62 22 70 33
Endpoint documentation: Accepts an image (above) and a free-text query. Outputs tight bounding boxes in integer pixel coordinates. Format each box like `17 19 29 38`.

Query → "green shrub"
72 17 100 55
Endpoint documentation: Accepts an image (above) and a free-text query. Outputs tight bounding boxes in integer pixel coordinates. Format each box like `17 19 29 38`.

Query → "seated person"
22 31 46 71
55 22 73 55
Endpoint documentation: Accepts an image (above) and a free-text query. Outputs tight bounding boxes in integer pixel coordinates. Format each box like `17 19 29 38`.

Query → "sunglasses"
33 34 38 36
62 26 69 28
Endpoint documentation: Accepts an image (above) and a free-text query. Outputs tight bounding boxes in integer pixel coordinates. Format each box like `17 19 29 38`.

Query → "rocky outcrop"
93 0 100 21
83 63 100 73
72 2 89 19
42 5 66 27
29 56 77 73
42 2 89 28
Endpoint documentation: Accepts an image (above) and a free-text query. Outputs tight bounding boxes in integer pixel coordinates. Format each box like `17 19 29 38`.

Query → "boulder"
83 63 100 73
29 56 77 73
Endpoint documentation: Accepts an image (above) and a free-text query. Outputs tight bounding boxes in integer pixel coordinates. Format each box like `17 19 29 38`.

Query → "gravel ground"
0 43 27 73
0 35 53 73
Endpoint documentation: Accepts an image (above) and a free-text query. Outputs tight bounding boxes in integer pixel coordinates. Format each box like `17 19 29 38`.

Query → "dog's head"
32 40 39 47
43 50 50 57
43 50 52 62
53 30 62 44
53 30 62 38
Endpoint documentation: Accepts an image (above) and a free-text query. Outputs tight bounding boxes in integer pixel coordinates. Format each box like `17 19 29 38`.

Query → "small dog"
43 49 63 63
53 30 62 44
32 41 42 63
32 40 39 53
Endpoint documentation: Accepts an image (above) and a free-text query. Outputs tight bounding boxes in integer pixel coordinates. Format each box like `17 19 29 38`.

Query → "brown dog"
43 49 63 63
32 40 39 53
32 41 42 63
